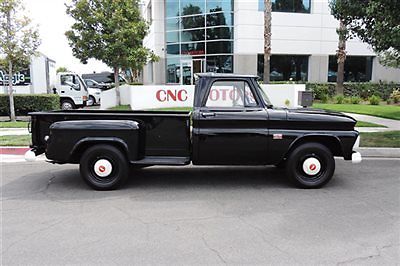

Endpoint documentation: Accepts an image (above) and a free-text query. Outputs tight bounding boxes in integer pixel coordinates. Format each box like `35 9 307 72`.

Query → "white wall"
100 83 305 109
261 84 306 108
234 0 374 56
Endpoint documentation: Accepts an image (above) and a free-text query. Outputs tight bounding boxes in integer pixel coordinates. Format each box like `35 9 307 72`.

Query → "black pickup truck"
27 73 361 190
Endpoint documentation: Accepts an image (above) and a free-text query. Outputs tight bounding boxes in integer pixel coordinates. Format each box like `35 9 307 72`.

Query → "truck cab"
52 72 88 110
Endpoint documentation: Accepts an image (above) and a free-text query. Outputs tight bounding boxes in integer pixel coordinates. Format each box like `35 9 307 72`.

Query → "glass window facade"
165 0 234 84
258 0 311 13
257 54 309 82
328 56 373 82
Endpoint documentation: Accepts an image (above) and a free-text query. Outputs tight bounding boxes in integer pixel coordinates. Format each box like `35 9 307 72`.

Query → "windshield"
256 82 273 107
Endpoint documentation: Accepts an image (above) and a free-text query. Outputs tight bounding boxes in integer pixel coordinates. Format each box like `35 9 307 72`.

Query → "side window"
205 80 258 108
61 75 78 86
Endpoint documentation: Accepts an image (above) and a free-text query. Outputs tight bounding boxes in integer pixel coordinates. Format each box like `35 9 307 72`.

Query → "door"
180 60 192 85
192 59 206 83
192 79 269 165
59 74 83 104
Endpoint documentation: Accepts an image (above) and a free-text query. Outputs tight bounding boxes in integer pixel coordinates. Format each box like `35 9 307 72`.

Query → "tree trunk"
336 20 347 95
263 0 272 84
114 66 121 105
8 61 16 122
6 8 16 122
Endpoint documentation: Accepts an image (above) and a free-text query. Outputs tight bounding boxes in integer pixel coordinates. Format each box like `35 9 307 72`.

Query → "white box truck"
1 54 88 110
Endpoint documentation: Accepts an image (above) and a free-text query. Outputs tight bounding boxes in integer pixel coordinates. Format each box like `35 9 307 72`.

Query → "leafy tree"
0 0 40 121
56 66 69 73
65 0 157 104
263 0 272 84
330 0 400 67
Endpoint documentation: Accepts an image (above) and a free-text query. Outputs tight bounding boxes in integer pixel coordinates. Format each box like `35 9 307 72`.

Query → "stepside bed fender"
46 120 141 163
70 137 131 162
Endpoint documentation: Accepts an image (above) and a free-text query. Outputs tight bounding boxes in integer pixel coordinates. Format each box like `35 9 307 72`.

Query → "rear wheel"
80 144 129 190
61 99 75 110
286 142 335 188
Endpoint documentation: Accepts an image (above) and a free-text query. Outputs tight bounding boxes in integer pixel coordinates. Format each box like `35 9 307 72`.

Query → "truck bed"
30 110 191 160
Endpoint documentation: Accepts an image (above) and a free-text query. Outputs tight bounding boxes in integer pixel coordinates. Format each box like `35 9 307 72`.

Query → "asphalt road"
1 159 399 265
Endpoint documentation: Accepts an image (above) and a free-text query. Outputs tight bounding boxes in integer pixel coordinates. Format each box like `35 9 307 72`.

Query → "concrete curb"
357 147 400 158
0 146 30 155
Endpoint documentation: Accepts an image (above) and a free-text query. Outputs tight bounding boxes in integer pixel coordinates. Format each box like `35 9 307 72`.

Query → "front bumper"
352 151 362 164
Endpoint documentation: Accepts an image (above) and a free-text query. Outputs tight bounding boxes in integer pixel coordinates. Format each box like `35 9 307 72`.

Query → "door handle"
201 112 216 118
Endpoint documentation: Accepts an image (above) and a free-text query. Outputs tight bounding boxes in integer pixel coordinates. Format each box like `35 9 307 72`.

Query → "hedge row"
0 94 60 116
306 82 400 100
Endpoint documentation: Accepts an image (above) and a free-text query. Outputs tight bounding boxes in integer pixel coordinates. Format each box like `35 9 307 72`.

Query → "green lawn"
150 107 192 111
0 135 31 146
0 121 29 128
356 121 386 128
313 103 400 120
108 105 131 110
360 131 400 148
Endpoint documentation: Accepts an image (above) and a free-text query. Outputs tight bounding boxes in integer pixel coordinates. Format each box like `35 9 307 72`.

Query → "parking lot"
2 158 399 265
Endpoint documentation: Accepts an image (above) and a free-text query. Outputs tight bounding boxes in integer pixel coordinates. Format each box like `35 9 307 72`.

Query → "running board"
131 156 190 166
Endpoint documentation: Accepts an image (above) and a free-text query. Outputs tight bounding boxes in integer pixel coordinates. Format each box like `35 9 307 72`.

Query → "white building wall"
142 0 166 85
234 0 374 56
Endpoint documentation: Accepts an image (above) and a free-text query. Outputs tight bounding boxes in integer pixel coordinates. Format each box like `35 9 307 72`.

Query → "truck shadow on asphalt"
2 165 346 201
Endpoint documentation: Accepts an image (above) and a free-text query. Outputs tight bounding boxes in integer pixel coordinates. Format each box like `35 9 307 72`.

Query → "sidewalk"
346 112 400 132
0 128 29 136
0 116 30 122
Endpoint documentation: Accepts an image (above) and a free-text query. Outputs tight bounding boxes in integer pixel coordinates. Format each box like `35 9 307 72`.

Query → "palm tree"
336 20 347 94
263 0 272 84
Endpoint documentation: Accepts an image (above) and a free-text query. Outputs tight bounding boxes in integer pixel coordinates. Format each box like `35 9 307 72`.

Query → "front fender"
278 131 359 163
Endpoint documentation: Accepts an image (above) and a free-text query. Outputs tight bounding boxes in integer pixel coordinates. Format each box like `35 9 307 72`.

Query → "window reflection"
166 0 180 17
180 0 204 16
257 54 309 81
166 31 180 43
181 42 205 55
181 29 205 42
181 15 205 29
167 57 181 84
328 56 373 82
207 27 233 40
258 0 311 13
206 12 232 26
206 0 233 13
167 44 180 55
166 18 180 31
206 55 233 73
207 41 233 54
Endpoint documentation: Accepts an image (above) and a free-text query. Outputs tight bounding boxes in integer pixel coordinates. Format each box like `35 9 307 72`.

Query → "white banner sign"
101 84 306 110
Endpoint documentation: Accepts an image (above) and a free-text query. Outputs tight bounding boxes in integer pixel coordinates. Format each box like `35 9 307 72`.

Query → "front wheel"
80 144 129 190
88 95 96 106
286 143 335 188
61 99 75 110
